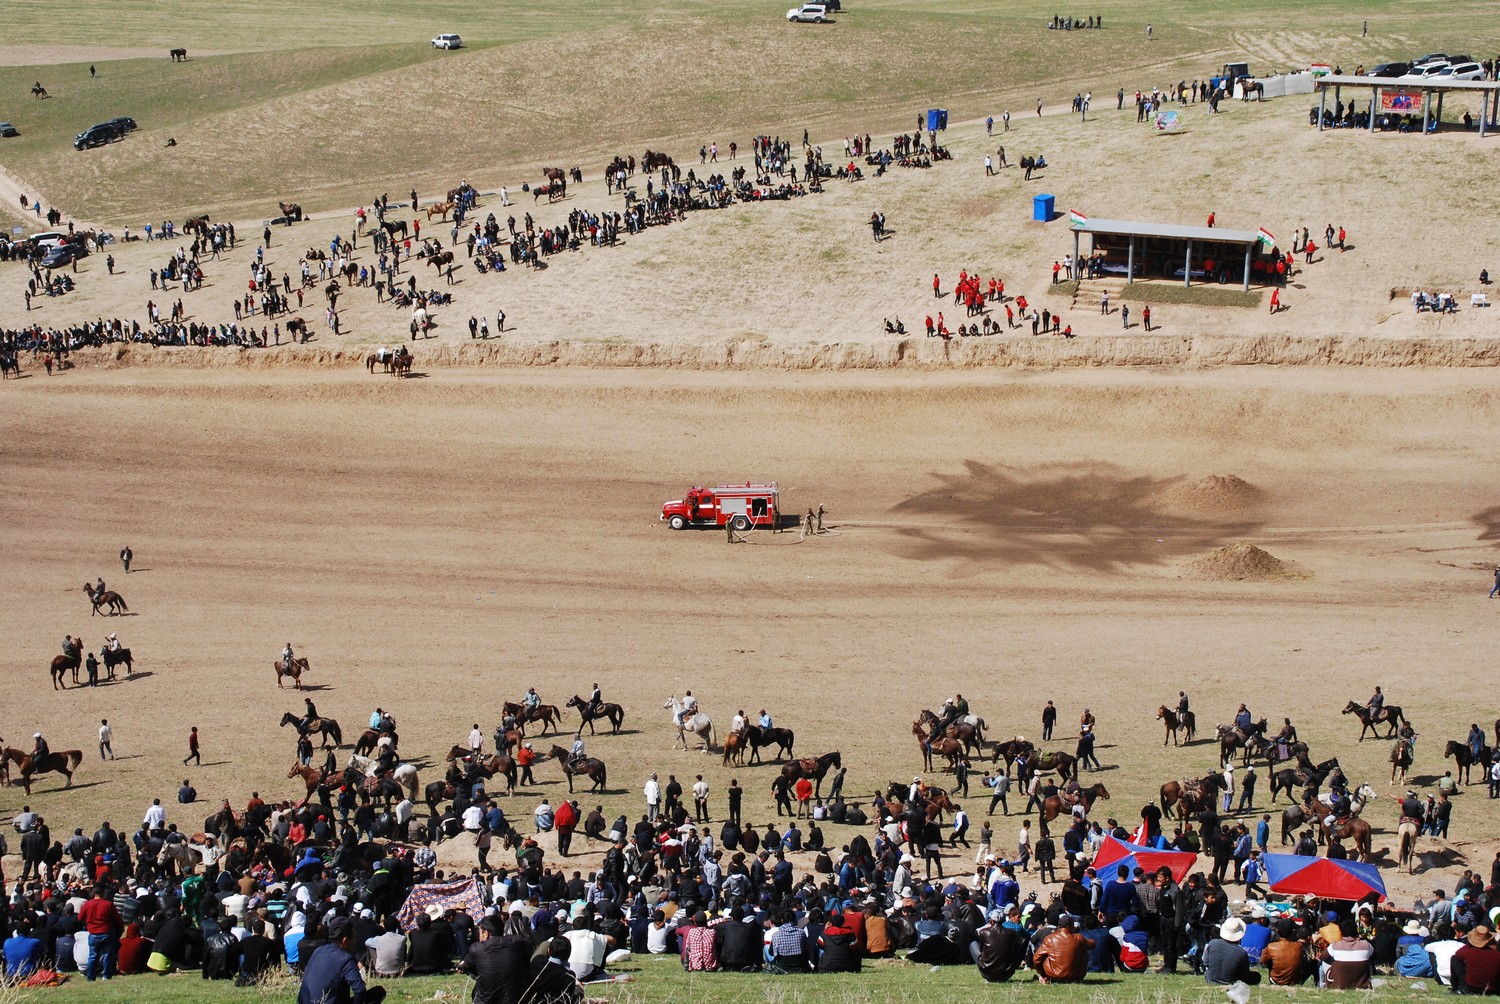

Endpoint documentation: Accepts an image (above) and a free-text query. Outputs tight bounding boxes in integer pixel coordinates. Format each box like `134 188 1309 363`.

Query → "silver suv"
786 4 829 22
432 34 463 49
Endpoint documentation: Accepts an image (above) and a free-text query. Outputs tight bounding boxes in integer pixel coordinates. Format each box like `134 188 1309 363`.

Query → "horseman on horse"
61 634 80 661
676 690 700 728
282 642 296 676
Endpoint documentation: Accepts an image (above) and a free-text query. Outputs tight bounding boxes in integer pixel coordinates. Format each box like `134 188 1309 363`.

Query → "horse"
426 250 454 270
183 215 211 234
502 701 562 737
275 657 310 689
381 219 408 240
1041 783 1110 834
426 201 454 221
781 751 841 798
744 724 796 764
532 185 555 203
991 737 1035 767
917 709 985 754
31 84 49 99
566 695 624 735
279 712 343 748
1216 719 1267 767
1398 813 1420 873
366 351 393 374
286 318 308 342
1156 706 1196 746
51 650 81 690
548 745 607 793
101 645 132 678
278 202 303 222
1241 81 1264 101
0 354 19 378
543 167 566 185
169 48 187 61
1341 700 1405 741
1390 739 1413 784
664 696 714 751
1270 758 1339 804
1160 773 1225 818
721 731 746 766
1323 816 1373 862
287 762 326 796
392 353 413 378
83 583 128 616
913 722 963 773
1030 750 1077 784
1445 739 1493 784
354 728 397 756
4 747 82 795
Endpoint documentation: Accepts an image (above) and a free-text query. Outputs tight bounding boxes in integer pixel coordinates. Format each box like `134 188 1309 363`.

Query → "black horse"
744 724 796 764
100 646 132 678
381 219 408 240
566 695 624 735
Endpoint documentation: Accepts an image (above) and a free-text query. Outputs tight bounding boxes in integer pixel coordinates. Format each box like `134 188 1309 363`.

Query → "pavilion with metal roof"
1068 218 1269 291
1312 73 1500 137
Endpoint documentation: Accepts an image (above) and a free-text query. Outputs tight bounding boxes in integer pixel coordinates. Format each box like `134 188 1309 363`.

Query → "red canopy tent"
1090 835 1197 883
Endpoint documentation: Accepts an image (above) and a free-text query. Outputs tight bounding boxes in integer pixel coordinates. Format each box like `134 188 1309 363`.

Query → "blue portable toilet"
926 109 941 131
1033 193 1055 222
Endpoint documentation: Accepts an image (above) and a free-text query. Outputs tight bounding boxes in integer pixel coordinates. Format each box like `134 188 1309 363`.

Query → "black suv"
74 122 122 150
1365 62 1410 78
105 116 138 133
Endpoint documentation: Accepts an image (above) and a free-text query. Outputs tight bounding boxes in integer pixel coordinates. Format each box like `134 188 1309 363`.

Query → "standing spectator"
1041 700 1057 741
986 768 1010 816
119 545 133 573
794 777 813 818
555 799 578 857
644 774 660 821
1239 766 1257 810
78 884 123 981
469 724 484 756
726 779 742 825
98 719 114 760
692 776 709 822
183 726 200 766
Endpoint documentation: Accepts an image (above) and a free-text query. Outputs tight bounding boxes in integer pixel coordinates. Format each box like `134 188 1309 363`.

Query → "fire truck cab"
662 483 780 531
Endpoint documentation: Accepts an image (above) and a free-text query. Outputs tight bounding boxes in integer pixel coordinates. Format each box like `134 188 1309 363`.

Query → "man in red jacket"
78 884 123 981
555 799 578 857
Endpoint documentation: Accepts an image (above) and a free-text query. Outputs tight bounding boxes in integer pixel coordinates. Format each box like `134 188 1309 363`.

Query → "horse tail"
710 723 716 749
117 595 128 612
599 764 607 790
67 750 83 771
330 722 342 746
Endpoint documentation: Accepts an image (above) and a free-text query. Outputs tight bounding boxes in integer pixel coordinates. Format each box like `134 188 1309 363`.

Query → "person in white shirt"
693 776 710 822
462 804 483 832
144 799 166 830
646 912 671 953
469 725 484 755
564 925 612 980
731 711 746 735
394 798 414 840
99 719 114 760
644 774 661 821
534 799 554 832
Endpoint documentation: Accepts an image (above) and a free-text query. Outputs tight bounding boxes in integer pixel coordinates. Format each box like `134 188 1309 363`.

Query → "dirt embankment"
53 333 1500 372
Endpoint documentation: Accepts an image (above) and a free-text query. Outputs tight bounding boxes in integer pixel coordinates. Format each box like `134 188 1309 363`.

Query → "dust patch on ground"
1183 542 1306 581
1151 474 1264 515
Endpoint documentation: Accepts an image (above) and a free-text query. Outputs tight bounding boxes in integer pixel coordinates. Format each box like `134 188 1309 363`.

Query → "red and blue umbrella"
1261 853 1387 902
1090 835 1197 883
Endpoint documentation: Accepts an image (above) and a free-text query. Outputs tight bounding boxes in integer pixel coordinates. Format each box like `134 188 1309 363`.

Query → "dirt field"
2 364 1498 901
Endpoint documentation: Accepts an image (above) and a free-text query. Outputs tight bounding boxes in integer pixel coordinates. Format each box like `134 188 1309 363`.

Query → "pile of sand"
1152 474 1263 514
1184 543 1305 581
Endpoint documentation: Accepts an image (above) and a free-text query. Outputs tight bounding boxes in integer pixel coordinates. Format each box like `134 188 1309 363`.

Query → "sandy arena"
3 363 1498 902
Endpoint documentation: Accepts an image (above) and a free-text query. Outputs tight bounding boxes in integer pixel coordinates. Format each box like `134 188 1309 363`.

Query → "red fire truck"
661 483 780 531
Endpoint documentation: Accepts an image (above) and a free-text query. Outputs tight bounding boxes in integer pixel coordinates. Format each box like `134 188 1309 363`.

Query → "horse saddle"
797 758 818 774
306 718 322 732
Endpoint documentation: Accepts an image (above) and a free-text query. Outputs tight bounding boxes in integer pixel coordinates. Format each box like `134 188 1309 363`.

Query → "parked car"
787 3 830 21
432 34 463 49
41 243 87 268
30 232 67 249
105 116 138 133
1365 62 1409 78
0 122 17 138
1439 62 1485 81
1410 53 1449 67
73 122 121 150
1411 62 1451 78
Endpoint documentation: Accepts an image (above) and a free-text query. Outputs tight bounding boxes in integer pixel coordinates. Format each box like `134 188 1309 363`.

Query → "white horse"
664 696 715 752
347 753 419 799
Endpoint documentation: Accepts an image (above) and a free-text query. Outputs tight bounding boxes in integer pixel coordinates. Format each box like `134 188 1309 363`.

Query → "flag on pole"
1069 209 1088 227
1257 227 1276 248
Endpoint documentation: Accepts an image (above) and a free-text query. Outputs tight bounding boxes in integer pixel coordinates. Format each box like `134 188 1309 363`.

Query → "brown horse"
548 745 607 792
1390 739 1413 784
278 202 303 222
1030 750 1076 784
5 747 83 795
51 650 81 689
471 754 517 794
502 702 561 736
83 583 127 616
354 728 397 756
781 751 841 798
917 709 985 755
183 215 211 235
722 732 746 766
1323 816 1373 861
1157 706 1196 746
913 723 962 773
1241 81 1264 101
1041 783 1111 834
275 657 310 689
1342 700 1405 741
425 250 454 269
425 201 454 221
169 48 187 61
392 354 413 377
1217 720 1266 767
1160 773 1225 818
991 737 1035 767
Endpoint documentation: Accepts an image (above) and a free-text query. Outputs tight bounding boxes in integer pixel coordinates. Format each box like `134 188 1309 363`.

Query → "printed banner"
1380 89 1424 113
1153 110 1181 131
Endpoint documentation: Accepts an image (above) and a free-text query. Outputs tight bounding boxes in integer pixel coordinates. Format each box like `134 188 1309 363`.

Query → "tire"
730 515 751 532
668 515 688 531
